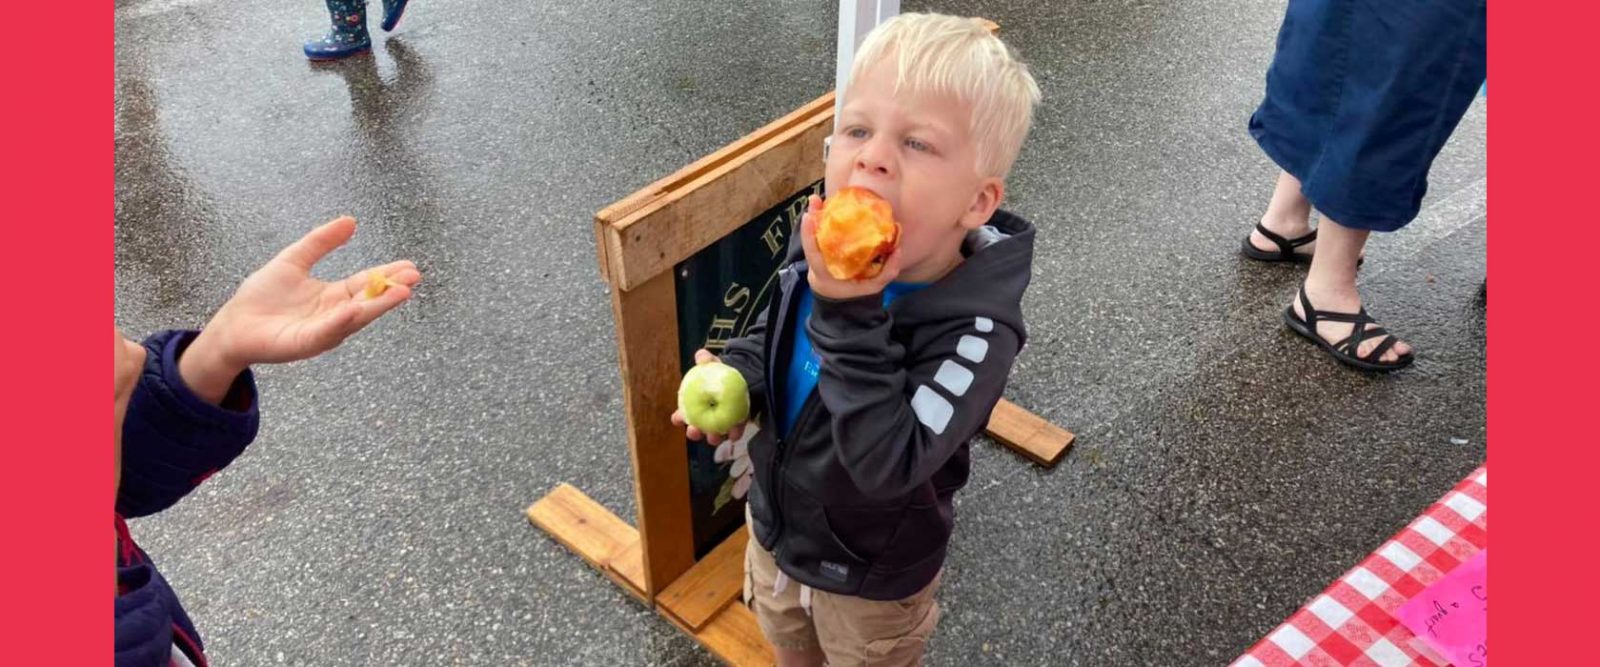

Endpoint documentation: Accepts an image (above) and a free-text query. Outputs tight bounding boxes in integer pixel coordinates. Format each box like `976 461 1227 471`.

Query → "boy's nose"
854 139 895 179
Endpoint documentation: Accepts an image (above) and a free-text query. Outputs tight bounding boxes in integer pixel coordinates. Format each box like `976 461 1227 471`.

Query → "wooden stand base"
986 399 1075 467
528 485 775 666
525 392 1071 666
526 394 1070 666
524 396 1072 664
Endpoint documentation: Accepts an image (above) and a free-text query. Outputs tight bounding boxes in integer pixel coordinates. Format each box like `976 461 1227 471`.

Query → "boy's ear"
960 177 1005 230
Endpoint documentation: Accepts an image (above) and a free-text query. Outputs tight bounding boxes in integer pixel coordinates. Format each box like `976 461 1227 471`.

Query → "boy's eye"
846 127 869 139
906 138 931 152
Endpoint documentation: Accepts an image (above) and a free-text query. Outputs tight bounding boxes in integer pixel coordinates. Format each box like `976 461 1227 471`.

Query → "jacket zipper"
762 265 808 547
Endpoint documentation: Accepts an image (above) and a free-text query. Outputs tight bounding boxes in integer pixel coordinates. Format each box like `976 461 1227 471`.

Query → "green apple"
678 362 751 435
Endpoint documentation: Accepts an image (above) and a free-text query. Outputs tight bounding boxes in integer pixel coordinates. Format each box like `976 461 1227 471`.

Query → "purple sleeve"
115 330 260 518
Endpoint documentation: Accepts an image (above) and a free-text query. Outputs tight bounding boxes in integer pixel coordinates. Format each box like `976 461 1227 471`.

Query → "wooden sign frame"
527 24 1072 666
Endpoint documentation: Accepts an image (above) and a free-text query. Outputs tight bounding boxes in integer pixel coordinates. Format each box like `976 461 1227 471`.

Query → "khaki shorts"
742 527 942 666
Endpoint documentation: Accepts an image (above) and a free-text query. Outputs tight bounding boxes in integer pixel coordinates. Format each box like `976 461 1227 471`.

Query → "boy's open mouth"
844 184 895 211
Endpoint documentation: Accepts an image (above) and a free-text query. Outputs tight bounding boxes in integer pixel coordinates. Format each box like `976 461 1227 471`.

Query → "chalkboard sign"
674 180 823 558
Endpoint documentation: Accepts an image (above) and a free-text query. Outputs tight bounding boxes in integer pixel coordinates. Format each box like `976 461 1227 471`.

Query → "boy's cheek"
896 203 968 257
822 161 849 198
891 222 927 263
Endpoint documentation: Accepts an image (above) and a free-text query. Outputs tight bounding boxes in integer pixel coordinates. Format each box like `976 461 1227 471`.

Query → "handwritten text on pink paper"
1398 549 1487 666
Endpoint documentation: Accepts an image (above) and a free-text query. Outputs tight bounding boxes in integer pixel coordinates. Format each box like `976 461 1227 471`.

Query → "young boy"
672 13 1041 666
115 217 420 666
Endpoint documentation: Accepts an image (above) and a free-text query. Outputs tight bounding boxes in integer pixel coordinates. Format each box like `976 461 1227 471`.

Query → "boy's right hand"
670 349 748 446
800 194 902 301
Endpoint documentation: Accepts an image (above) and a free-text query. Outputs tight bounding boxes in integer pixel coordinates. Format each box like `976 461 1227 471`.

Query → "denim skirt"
1249 0 1486 232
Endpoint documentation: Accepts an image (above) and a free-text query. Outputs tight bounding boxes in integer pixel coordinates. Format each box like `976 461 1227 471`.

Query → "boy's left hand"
799 194 902 301
670 349 749 446
181 216 422 403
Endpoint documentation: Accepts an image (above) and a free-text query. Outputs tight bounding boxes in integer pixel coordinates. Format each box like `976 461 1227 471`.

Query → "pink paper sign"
1398 549 1487 666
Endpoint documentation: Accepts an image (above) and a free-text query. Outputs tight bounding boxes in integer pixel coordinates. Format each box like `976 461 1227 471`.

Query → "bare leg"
1249 171 1316 255
1293 217 1412 362
775 646 827 667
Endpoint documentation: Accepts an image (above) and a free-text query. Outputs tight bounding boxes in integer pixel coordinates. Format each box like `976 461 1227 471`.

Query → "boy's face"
826 56 1003 277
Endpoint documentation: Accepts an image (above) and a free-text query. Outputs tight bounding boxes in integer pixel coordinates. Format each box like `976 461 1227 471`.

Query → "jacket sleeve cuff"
116 330 261 517
809 292 887 336
151 330 260 438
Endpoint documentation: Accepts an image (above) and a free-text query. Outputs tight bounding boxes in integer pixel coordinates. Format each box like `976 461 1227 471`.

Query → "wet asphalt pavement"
114 0 1486 664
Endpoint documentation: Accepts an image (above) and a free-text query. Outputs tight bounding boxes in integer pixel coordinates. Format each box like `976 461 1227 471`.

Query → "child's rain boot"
380 0 410 32
304 0 371 61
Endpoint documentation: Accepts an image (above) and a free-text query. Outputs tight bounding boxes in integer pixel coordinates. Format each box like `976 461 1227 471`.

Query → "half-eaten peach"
815 187 901 281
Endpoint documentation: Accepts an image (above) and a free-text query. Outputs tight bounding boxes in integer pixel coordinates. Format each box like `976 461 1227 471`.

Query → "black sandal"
1243 223 1364 266
1284 286 1414 372
1242 223 1316 264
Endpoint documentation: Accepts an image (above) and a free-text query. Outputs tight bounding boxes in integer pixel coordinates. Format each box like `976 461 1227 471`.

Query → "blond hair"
849 13 1043 179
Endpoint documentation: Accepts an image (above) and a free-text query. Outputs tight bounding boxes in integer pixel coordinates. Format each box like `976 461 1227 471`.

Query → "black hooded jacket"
720 209 1034 600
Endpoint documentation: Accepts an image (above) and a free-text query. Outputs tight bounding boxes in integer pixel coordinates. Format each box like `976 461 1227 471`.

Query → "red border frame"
0 2 111 664
0 2 1592 664
1492 1 1600 664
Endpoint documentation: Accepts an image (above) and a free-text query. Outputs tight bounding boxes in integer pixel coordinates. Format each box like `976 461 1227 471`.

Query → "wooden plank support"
694 603 775 667
596 93 834 229
984 399 1075 467
525 484 648 601
656 527 750 631
611 272 697 597
597 98 835 291
608 536 648 601
656 587 775 667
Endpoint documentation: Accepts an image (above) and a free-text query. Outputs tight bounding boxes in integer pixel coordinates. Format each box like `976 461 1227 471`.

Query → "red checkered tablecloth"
1232 465 1487 667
